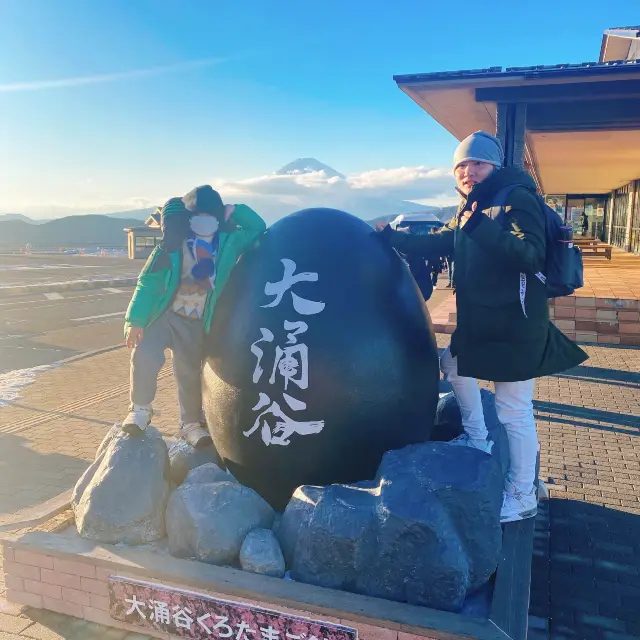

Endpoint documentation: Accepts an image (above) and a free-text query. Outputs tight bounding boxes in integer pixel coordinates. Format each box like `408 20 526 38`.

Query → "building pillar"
625 181 637 251
496 103 527 168
606 191 615 244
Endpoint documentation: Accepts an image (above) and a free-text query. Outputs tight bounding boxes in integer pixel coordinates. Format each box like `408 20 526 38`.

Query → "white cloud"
0 58 231 93
1 164 457 223
212 166 456 222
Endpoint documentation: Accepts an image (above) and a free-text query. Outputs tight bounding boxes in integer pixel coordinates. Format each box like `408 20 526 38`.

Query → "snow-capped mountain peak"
276 158 346 180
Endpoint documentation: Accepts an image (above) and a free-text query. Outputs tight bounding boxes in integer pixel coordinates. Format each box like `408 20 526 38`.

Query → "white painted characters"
261 258 326 315
245 258 326 446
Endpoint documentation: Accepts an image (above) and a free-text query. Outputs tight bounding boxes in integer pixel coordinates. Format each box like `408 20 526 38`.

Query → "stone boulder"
430 392 464 442
72 425 170 545
281 391 508 612
240 528 286 578
168 439 223 486
183 463 236 486
166 481 275 565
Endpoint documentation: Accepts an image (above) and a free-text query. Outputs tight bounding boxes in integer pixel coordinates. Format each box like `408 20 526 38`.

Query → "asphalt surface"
0 286 135 370
0 252 139 288
0 254 141 371
0 252 451 373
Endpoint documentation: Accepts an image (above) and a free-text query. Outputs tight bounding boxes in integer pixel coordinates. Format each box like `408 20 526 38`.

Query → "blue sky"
0 0 637 217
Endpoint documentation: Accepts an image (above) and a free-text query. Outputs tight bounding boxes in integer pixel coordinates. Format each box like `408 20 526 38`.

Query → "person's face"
454 160 495 195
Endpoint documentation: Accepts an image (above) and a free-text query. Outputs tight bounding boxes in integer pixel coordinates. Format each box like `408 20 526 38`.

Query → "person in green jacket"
381 131 587 523
122 186 266 446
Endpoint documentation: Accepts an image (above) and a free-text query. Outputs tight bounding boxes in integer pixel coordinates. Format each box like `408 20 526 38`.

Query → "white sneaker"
500 489 538 523
448 433 494 455
122 404 152 436
180 422 213 449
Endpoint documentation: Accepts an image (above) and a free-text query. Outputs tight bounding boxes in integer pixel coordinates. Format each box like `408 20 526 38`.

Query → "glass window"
135 236 146 247
584 197 607 240
611 185 632 249
567 198 586 236
144 237 156 247
545 195 566 221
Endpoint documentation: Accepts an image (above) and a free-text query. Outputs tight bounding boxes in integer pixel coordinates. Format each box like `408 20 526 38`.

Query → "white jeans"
440 347 538 494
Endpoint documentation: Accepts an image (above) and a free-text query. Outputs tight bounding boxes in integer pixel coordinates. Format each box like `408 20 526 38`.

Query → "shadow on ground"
555 364 640 390
530 499 640 640
0 433 88 521
533 400 639 436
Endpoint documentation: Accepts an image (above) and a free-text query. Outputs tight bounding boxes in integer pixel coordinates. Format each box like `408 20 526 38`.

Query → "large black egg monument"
202 208 440 510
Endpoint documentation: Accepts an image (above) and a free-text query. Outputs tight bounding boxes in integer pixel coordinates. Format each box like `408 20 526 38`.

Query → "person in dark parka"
381 131 587 523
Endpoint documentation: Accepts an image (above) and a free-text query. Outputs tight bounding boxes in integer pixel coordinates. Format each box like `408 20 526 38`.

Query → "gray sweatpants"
130 311 204 425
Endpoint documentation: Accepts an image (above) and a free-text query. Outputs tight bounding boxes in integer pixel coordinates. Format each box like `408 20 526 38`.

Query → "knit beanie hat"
453 131 504 171
183 185 225 219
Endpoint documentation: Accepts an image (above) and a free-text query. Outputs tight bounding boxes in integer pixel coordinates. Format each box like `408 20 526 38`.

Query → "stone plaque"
109 576 357 640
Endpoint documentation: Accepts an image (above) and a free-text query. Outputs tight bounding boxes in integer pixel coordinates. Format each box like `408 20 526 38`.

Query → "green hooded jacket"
124 204 266 335
388 166 588 382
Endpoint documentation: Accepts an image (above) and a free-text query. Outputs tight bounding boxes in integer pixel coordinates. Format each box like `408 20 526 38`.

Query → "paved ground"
0 254 139 289
573 249 640 300
0 284 637 639
0 286 134 371
0 253 140 372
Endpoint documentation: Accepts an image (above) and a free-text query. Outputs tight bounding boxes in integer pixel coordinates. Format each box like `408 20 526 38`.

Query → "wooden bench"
578 242 612 260
574 238 601 247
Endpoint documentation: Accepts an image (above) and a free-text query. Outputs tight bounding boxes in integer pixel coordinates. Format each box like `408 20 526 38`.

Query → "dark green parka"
388 166 588 382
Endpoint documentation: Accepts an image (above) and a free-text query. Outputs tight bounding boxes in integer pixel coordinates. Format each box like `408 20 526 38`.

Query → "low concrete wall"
435 296 640 346
548 296 640 345
0 525 530 640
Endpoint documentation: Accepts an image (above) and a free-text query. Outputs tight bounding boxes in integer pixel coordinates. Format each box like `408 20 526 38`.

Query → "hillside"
0 215 142 250
0 213 36 223
103 208 155 220
0 208 153 225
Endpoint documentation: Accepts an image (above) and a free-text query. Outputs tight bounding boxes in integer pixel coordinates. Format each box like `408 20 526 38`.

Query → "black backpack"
493 185 584 298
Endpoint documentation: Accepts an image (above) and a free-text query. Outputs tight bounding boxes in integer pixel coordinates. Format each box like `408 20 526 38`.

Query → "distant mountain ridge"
0 213 35 223
0 215 142 250
0 158 454 232
0 208 154 225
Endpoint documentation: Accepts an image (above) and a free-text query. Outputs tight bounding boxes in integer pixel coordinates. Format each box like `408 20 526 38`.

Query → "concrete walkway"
0 299 638 638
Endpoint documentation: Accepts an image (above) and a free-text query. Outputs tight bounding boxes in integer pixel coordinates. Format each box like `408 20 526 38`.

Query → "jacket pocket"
463 300 545 345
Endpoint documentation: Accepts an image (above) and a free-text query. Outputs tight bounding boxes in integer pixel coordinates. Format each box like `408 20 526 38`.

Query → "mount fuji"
228 157 453 225
276 158 346 180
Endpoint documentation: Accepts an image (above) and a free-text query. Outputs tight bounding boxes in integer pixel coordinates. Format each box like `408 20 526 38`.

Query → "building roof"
393 57 640 195
123 226 163 233
394 58 640 85
600 27 640 62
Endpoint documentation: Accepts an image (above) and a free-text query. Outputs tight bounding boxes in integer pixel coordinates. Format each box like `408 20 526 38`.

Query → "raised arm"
226 204 267 252
386 220 456 260
461 188 545 273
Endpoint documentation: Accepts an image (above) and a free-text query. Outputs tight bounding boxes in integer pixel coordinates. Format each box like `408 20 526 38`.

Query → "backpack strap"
488 184 520 220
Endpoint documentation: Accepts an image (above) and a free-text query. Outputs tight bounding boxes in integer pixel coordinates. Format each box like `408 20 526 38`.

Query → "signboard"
109 577 358 640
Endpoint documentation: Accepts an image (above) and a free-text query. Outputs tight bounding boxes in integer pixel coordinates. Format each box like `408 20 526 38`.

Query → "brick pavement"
527 341 640 640
0 348 181 525
0 329 638 638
